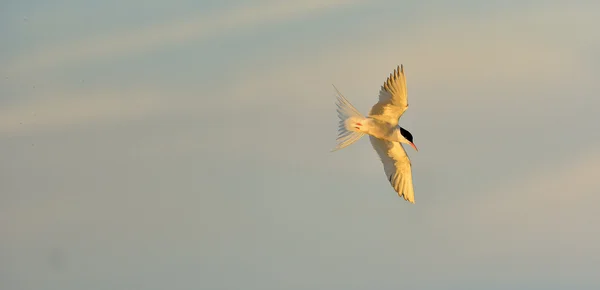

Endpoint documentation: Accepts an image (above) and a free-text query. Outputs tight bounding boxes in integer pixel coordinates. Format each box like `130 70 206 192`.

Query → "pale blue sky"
2 0 600 289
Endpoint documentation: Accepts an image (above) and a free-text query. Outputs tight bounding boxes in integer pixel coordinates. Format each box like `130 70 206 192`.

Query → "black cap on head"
400 127 414 143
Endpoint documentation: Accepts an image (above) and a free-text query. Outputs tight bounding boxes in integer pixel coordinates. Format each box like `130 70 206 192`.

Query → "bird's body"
343 117 403 142
332 65 418 203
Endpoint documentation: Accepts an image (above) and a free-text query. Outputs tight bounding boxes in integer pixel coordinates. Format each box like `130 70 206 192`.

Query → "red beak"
410 142 418 151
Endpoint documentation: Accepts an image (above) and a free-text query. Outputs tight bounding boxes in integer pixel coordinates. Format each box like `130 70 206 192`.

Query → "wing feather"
368 65 409 126
369 136 415 203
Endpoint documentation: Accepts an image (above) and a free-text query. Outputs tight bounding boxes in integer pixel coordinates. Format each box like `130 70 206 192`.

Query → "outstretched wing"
368 65 409 126
369 136 415 203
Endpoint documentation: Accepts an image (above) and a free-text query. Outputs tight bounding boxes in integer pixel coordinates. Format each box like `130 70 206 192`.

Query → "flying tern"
332 65 418 203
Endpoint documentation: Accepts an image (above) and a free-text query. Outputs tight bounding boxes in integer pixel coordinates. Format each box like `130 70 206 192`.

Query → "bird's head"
400 127 418 151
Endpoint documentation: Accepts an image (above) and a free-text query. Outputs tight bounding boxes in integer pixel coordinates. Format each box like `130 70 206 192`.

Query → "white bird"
332 65 418 203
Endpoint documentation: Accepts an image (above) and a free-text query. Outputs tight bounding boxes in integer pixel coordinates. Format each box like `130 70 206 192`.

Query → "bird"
332 65 418 203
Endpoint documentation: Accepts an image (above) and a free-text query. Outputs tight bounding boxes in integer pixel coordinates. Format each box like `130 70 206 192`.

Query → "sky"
1 0 600 289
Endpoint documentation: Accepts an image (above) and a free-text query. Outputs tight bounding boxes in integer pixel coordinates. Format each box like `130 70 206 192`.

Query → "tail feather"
331 85 365 152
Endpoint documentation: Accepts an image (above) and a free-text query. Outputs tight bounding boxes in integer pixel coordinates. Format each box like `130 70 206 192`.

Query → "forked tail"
331 85 366 152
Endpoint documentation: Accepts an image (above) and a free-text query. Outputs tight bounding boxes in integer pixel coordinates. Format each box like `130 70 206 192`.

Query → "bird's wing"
369 136 415 203
368 65 408 126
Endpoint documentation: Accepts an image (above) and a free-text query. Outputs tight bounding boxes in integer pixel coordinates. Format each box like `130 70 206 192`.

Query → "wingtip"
332 84 342 93
401 193 415 204
393 64 404 76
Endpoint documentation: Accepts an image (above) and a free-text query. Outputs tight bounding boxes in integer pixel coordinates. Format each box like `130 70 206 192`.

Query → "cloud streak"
222 0 594 112
426 145 600 265
6 0 364 75
4 1 593 136
0 89 165 134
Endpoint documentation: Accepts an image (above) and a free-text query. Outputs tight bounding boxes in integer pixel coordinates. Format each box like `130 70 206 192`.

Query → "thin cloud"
2 1 592 140
69 1 595 164
0 89 165 134
222 1 591 112
470 147 600 225
6 0 364 75
428 145 600 263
